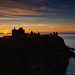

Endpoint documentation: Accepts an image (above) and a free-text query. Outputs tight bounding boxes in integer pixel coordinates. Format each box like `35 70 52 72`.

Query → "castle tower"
12 27 25 38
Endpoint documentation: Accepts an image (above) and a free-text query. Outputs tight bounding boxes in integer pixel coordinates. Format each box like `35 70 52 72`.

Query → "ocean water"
0 33 75 75
59 33 75 49
0 33 12 37
59 33 75 75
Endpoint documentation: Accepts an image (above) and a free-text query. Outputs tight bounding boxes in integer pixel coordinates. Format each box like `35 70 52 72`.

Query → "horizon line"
0 32 75 34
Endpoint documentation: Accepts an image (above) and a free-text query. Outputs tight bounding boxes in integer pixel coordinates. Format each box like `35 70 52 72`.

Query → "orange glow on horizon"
4 32 7 34
0 26 75 33
0 24 75 33
0 30 74 34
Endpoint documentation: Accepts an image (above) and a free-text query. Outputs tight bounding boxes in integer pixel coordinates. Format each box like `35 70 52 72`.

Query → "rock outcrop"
0 36 74 75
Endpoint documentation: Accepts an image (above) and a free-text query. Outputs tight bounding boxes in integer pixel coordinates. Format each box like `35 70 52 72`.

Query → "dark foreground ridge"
0 36 74 75
0 28 75 75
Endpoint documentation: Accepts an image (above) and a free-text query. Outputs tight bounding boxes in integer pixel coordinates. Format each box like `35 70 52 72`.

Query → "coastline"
0 36 74 75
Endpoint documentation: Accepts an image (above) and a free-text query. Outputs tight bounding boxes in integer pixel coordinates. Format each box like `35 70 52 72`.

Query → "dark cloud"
60 5 70 8
0 0 75 21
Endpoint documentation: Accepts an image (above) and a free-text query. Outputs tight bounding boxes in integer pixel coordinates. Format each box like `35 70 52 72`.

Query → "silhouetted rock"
0 36 74 75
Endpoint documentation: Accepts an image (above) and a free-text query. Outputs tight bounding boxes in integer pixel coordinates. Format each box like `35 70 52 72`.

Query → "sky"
0 0 75 33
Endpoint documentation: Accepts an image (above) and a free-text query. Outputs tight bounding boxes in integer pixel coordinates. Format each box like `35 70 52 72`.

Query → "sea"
59 33 75 75
0 33 75 75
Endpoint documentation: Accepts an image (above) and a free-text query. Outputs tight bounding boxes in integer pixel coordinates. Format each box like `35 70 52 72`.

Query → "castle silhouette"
3 27 58 38
12 27 40 38
12 27 25 38
12 27 58 37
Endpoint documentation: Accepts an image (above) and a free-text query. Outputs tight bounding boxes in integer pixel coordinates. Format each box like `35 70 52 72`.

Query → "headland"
0 27 74 75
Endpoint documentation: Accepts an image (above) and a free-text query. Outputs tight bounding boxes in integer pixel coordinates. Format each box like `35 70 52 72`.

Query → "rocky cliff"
0 36 74 75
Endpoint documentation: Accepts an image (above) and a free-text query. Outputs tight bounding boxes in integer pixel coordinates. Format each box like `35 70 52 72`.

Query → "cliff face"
0 36 74 75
